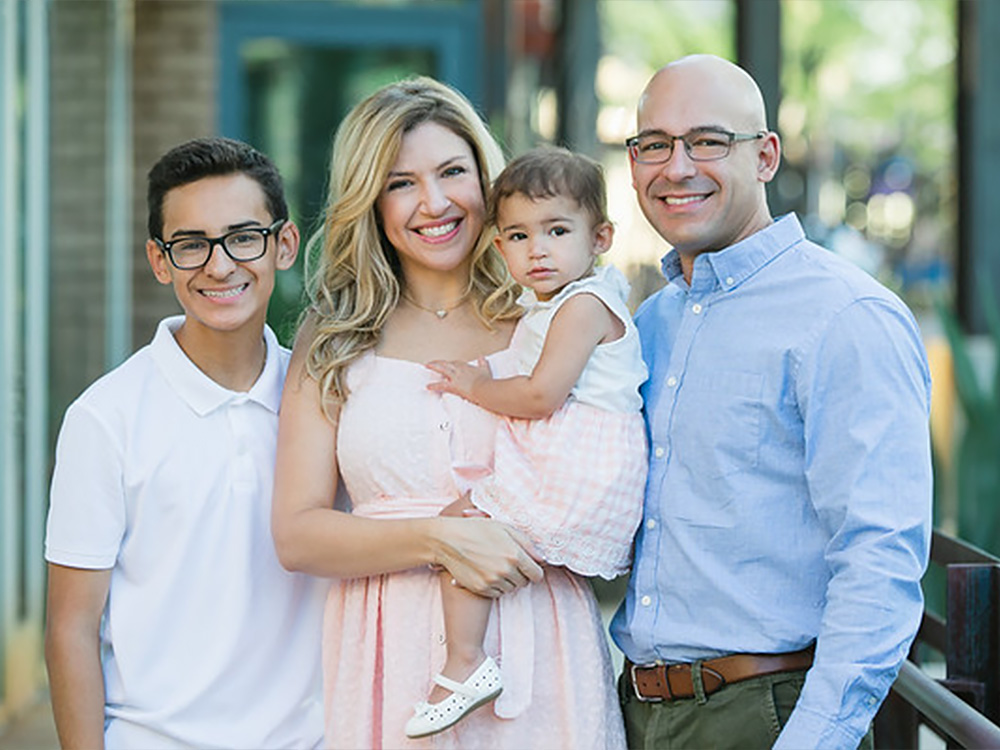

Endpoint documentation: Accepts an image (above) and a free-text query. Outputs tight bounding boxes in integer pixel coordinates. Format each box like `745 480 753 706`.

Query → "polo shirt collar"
660 213 805 292
150 316 284 416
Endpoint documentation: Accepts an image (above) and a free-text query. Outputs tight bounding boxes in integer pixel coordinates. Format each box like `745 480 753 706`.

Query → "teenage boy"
45 137 326 749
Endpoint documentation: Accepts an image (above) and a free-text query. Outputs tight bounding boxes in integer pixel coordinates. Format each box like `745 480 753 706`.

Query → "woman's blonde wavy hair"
303 76 520 410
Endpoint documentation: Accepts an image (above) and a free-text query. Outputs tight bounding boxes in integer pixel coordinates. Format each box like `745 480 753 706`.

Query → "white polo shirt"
46 316 327 750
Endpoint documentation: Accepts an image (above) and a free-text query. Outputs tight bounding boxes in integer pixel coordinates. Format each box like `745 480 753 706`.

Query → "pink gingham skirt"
472 397 647 579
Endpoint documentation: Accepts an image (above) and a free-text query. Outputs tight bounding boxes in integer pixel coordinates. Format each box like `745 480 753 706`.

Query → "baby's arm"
427 293 622 419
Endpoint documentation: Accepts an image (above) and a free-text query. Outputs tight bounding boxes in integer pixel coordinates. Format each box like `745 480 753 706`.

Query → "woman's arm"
427 293 622 419
271 322 543 596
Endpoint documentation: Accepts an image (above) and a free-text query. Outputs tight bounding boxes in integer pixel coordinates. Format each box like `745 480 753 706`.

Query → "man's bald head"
639 55 768 134
629 54 780 273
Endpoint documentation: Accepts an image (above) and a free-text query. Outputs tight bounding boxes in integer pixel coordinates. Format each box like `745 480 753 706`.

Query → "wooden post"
944 563 1000 724
735 0 789 217
874 688 920 749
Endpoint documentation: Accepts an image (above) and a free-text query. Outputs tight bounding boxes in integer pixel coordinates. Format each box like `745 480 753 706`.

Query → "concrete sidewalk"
0 694 57 750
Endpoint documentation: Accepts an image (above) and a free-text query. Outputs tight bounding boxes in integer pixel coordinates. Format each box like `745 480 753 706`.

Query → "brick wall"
49 0 112 424
132 0 217 348
48 0 217 426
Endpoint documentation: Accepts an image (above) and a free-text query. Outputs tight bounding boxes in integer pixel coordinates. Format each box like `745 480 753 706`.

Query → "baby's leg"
430 570 492 704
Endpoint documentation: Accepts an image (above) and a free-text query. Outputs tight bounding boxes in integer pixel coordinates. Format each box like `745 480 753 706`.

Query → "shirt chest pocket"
673 369 764 479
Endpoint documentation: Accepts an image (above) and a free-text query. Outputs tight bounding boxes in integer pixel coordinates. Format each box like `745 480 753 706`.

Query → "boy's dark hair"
146 137 288 239
488 146 608 228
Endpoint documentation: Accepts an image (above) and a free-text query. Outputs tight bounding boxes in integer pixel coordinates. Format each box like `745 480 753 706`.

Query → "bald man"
611 55 932 749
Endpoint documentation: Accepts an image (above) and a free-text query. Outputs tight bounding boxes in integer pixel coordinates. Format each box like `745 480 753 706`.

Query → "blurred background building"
2 0 999 733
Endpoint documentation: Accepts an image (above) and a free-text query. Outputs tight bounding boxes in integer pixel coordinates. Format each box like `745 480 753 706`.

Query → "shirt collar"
150 315 285 416
660 213 805 292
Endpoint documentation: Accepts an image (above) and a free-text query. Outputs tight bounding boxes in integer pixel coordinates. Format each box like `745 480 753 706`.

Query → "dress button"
692 303 703 314
666 376 677 387
641 595 652 607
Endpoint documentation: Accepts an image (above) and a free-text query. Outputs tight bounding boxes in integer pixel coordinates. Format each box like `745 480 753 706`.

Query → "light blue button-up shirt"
611 214 932 749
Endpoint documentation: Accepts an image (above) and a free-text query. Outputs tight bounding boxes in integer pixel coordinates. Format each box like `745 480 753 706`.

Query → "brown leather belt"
627 646 814 702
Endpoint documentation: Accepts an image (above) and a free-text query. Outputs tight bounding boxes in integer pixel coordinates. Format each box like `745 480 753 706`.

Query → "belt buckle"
630 662 666 703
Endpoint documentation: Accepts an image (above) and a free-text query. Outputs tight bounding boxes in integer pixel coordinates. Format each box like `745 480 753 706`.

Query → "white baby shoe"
404 656 503 738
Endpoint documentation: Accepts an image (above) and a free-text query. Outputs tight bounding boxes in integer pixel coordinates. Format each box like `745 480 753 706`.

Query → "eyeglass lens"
630 130 734 164
169 229 269 268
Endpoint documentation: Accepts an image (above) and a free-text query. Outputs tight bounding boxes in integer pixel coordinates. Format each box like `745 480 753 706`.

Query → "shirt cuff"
775 704 866 750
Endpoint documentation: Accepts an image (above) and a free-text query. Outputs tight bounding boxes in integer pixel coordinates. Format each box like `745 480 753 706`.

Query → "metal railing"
875 530 1000 748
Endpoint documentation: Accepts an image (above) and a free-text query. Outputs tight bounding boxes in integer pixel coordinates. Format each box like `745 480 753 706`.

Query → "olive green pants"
618 668 875 750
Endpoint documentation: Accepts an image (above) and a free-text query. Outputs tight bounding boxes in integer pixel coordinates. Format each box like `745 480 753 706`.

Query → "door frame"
218 0 485 141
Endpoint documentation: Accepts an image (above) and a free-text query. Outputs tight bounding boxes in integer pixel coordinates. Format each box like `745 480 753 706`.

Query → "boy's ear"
275 220 300 271
146 239 174 285
592 221 614 256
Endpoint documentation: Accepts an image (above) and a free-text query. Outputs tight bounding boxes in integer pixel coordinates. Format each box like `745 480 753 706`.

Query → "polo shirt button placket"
228 403 256 488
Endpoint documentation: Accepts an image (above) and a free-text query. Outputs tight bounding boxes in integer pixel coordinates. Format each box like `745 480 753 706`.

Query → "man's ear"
593 221 615 256
757 131 781 183
146 239 173 285
275 220 301 271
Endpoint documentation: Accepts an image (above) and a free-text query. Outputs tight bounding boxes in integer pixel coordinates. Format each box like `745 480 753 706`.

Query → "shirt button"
692 303 703 314
725 276 734 285
666 376 677 387
646 519 657 530
439 421 451 431
641 595 652 607
654 446 665 459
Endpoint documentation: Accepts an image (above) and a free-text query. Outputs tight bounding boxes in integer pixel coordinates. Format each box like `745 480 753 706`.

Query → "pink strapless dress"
323 351 626 749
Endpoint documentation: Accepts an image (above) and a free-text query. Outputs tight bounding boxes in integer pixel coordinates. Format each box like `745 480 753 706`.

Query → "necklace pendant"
435 309 448 319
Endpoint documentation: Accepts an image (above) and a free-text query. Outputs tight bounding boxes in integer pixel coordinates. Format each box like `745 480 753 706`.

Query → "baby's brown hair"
488 146 609 228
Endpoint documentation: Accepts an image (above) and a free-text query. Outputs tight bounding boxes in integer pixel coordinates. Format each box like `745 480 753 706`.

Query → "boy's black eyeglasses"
625 128 766 164
155 218 286 270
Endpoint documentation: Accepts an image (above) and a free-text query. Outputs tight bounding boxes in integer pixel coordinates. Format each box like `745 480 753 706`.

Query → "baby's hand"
425 358 491 400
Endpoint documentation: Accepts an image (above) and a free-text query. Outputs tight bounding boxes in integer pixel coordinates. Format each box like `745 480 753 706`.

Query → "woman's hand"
432 516 543 598
438 491 488 519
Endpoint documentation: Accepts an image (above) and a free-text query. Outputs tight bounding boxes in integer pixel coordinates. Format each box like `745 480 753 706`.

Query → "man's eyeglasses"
155 218 286 270
625 128 766 164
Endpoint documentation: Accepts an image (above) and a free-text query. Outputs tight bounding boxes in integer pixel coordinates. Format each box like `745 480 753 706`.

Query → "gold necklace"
401 291 469 319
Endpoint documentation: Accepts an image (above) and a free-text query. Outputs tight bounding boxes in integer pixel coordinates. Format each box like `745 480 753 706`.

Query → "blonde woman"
272 77 626 749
